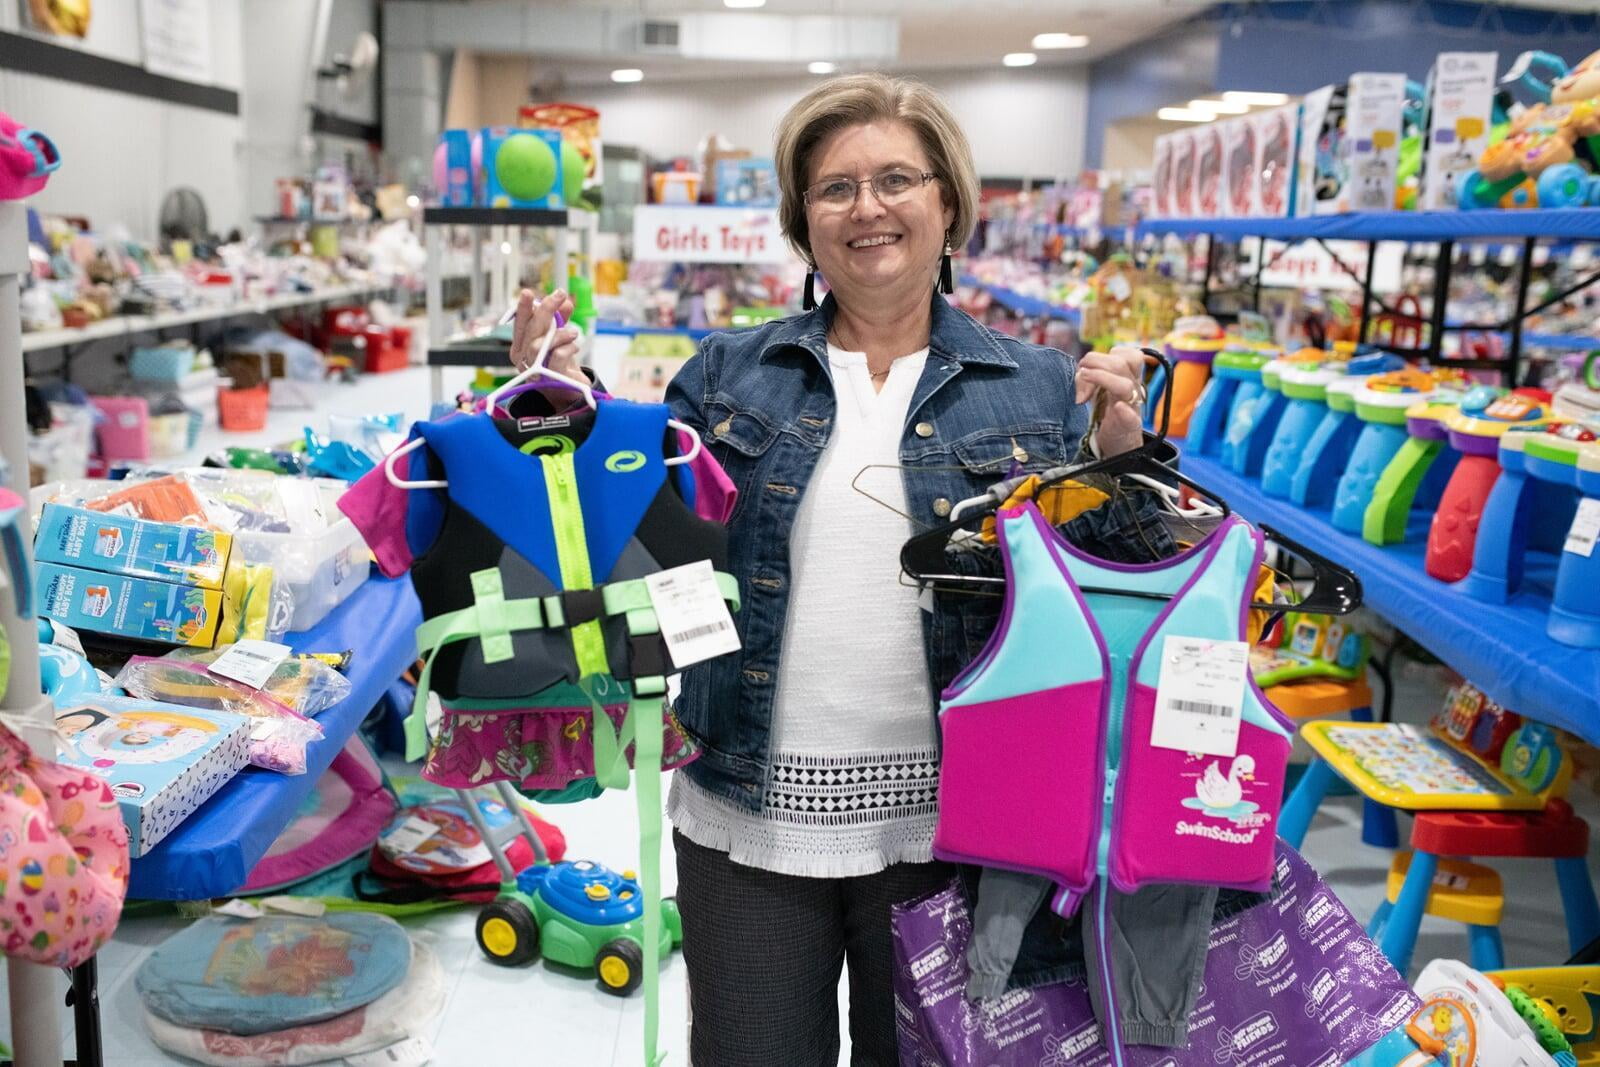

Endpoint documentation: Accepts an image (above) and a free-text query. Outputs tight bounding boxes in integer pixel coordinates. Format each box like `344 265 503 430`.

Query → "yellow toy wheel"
476 899 540 967
595 938 644 996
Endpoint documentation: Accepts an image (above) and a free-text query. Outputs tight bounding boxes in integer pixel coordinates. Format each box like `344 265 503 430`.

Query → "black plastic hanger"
898 347 1363 616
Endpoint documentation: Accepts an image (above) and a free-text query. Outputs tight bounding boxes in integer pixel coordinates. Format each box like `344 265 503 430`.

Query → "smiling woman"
503 71 1154 1067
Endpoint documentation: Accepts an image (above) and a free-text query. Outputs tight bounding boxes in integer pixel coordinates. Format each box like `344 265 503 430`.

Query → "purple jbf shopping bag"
892 843 1421 1067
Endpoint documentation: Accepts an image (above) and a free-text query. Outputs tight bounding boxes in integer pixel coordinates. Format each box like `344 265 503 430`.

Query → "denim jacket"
665 292 1154 812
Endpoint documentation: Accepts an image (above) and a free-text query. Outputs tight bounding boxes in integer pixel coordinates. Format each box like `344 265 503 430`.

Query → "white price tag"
1564 498 1600 558
1106 273 1133 302
215 899 263 920
645 560 741 669
49 621 85 657
345 1036 435 1067
249 718 284 743
262 895 327 917
1433 871 1469 891
209 640 292 690
382 815 440 855
1149 636 1248 757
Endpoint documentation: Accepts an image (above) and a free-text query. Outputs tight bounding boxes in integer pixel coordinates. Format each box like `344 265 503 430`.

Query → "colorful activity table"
1426 388 1560 583
1186 343 1273 456
1362 390 1467 546
1332 370 1443 535
1222 351 1292 476
1161 323 1226 438
1262 360 1347 499
1292 368 1383 509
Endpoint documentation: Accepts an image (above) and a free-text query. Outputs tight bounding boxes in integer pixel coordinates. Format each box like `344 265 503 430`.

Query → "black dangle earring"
803 266 817 311
938 238 954 295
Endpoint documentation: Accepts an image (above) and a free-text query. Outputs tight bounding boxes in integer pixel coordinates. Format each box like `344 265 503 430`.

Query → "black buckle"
629 634 671 678
560 588 604 627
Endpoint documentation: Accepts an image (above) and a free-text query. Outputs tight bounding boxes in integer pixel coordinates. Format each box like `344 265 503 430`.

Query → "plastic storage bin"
91 396 151 462
217 386 270 431
147 411 202 458
233 512 372 632
129 344 196 383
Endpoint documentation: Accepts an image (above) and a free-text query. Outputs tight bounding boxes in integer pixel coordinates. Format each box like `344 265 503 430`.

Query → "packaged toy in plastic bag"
115 648 351 774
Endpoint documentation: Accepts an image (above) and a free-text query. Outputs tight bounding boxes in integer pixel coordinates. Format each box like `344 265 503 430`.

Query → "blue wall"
1084 19 1221 170
1083 0 1599 168
1214 0 1598 94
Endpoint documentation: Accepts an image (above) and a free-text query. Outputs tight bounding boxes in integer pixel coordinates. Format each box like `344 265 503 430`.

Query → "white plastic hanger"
384 315 703 490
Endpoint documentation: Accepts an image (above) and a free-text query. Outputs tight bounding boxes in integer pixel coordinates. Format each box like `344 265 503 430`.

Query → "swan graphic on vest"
932 501 1293 1066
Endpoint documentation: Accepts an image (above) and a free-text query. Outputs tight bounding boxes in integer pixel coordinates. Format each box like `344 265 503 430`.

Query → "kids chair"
1369 851 1507 970
1376 725 1600 979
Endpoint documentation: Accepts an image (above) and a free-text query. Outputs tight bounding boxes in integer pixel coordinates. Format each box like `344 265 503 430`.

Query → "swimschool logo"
1213 1011 1278 1061
605 450 647 473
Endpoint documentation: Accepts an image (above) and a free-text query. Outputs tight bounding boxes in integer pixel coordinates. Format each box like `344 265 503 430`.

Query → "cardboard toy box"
54 695 250 856
1343 73 1407 213
1221 116 1255 218
1421 52 1497 211
1253 104 1300 218
1152 134 1175 218
35 563 224 648
1296 85 1342 217
480 126 565 210
34 503 231 589
714 158 779 207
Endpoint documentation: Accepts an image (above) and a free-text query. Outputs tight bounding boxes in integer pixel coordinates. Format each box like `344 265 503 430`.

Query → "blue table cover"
128 575 421 899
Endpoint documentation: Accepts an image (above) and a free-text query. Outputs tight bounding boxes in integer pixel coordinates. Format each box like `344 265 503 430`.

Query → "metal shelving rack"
1138 209 1600 386
421 206 597 405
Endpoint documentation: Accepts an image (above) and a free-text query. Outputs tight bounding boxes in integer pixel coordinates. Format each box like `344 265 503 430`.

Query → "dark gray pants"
674 831 952 1066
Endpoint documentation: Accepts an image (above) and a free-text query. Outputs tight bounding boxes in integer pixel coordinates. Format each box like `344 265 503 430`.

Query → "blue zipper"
1094 651 1129 1066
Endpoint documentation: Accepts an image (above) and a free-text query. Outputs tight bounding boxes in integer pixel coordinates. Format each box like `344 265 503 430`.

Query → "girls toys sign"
630 205 790 264
891 844 1421 1066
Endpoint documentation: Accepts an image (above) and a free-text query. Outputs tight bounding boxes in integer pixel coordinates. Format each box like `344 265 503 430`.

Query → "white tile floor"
4 365 1596 1064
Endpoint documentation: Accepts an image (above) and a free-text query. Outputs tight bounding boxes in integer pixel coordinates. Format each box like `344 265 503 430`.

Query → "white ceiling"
420 0 1600 88
460 2 1203 86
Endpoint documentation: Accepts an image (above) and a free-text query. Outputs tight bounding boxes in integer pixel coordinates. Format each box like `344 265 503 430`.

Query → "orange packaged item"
84 475 208 525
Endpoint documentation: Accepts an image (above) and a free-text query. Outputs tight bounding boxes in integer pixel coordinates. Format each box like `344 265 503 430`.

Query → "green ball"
495 133 557 202
560 142 587 204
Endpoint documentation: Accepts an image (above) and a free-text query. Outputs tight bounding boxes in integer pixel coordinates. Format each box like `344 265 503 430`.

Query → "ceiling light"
1188 98 1250 115
610 68 643 83
724 0 766 7
1222 90 1291 106
808 61 836 75
1158 108 1216 122
1002 52 1037 67
1032 33 1088 49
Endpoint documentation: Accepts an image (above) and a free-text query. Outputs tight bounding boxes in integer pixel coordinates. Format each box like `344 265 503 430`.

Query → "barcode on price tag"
1564 498 1600 559
644 560 740 669
345 1036 435 1067
1150 635 1248 757
209 640 292 690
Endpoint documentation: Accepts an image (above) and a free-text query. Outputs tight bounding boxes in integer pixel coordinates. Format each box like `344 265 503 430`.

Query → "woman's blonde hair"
773 73 980 266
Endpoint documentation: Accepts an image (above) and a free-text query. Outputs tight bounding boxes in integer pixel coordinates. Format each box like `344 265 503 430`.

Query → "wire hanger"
385 313 703 490
898 346 1362 615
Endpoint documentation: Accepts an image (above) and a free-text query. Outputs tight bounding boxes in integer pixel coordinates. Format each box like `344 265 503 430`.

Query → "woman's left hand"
1076 345 1153 458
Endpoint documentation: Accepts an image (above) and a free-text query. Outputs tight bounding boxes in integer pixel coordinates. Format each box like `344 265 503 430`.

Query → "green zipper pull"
1103 767 1118 805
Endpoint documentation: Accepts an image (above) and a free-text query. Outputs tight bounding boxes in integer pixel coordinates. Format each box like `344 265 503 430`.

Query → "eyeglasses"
803 168 938 210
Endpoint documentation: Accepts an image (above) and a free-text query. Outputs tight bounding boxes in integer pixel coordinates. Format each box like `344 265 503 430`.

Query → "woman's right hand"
509 287 582 376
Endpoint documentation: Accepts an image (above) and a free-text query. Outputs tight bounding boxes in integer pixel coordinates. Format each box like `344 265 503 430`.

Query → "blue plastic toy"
1331 370 1441 534
1186 343 1275 456
1262 362 1347 498
1221 352 1291 475
1290 353 1403 509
